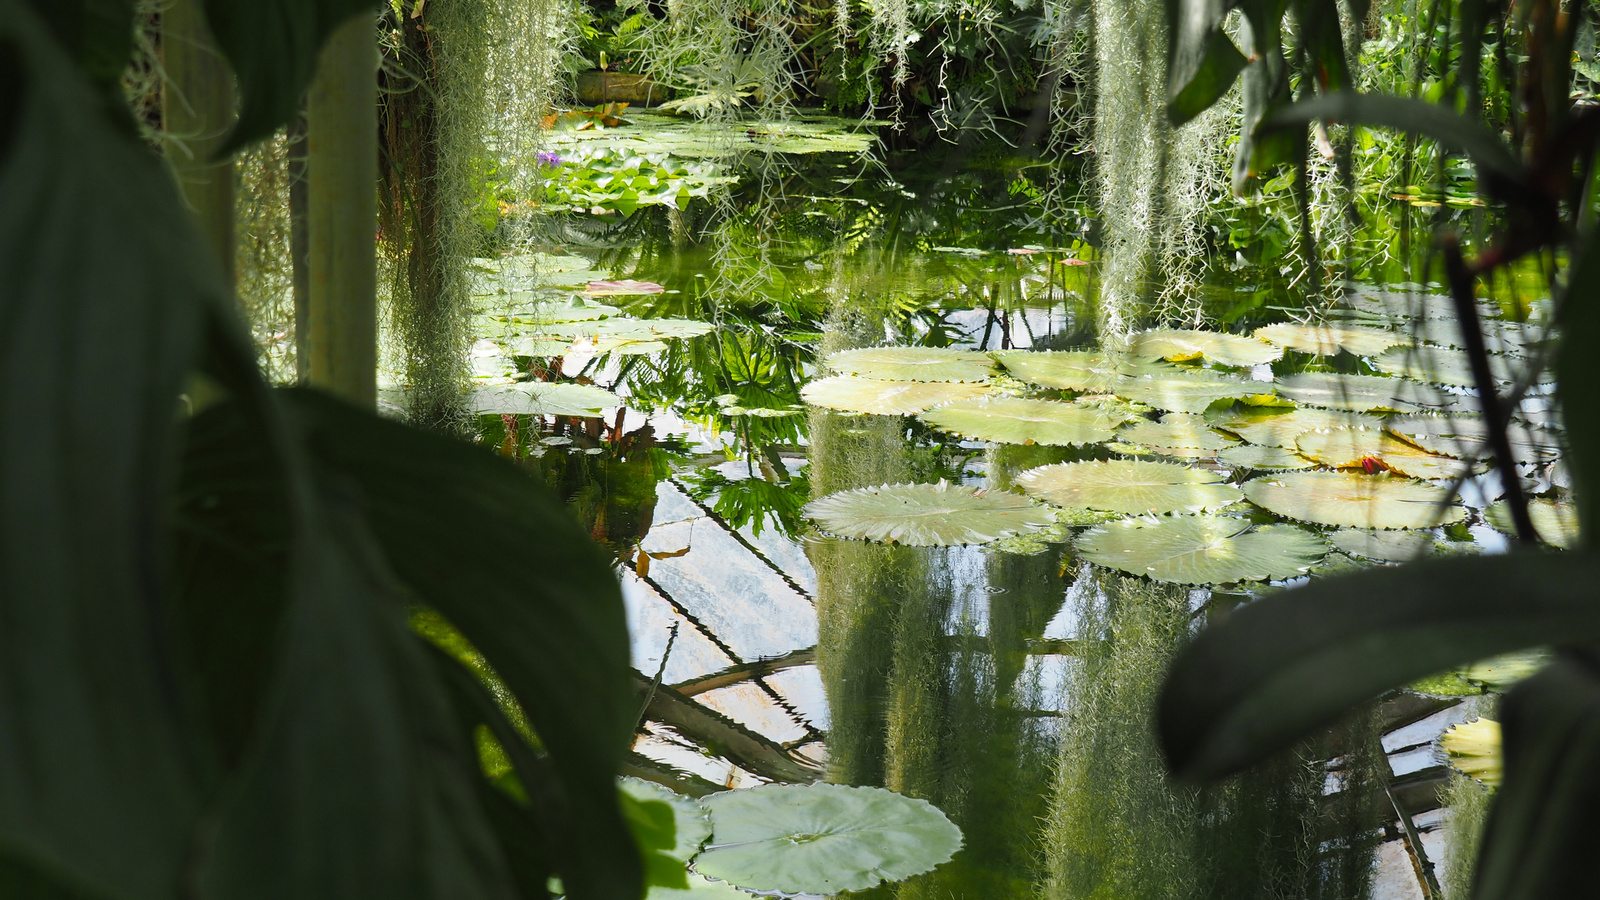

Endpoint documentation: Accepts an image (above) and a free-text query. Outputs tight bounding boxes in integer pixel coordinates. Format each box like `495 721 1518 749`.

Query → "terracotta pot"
574 72 665 106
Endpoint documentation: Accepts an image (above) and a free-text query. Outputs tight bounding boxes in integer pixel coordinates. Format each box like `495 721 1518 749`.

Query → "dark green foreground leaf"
1158 553 1600 780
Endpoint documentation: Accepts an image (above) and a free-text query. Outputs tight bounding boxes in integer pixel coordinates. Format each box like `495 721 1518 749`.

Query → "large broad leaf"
1118 413 1239 451
804 480 1054 546
918 396 1119 445
1328 528 1433 563
202 0 381 151
1107 373 1273 414
823 347 995 383
1241 470 1465 529
801 375 989 416
692 784 962 895
1216 444 1315 470
1384 414 1558 461
1252 323 1407 358
469 382 622 417
1077 515 1327 584
1295 426 1473 480
1212 406 1377 448
1016 459 1242 515
990 350 1170 391
1474 660 1600 900
287 390 642 900
0 9 210 897
1273 372 1420 412
1156 553 1600 780
1373 344 1521 388
1128 329 1283 367
1485 498 1578 549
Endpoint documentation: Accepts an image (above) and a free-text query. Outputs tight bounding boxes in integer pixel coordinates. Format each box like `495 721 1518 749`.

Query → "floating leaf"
804 480 1053 546
1440 717 1502 788
484 298 621 323
1108 373 1273 414
1460 650 1552 690
1016 459 1243 515
621 778 711 863
1329 529 1434 562
585 279 666 296
918 397 1119 445
1373 345 1521 387
801 376 989 416
539 317 713 342
1295 426 1473 480
692 783 962 895
1118 413 1239 451
1212 406 1378 449
1484 498 1579 548
824 347 996 383
1129 329 1283 367
1343 287 1496 321
1386 414 1560 461
1252 323 1408 357
1241 471 1466 529
1274 372 1420 412
991 350 1169 392
469 382 621 417
1216 444 1316 470
1076 516 1327 584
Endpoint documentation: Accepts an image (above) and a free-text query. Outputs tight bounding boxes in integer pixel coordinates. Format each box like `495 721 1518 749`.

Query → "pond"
454 113 1563 899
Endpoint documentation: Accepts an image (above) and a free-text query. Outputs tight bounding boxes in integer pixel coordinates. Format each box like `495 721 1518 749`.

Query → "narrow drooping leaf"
0 9 210 897
1157 553 1600 780
1168 0 1249 126
1077 515 1326 584
804 480 1054 546
693 784 962 895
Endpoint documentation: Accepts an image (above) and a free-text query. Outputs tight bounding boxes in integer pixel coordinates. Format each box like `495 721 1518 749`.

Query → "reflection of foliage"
681 466 813 538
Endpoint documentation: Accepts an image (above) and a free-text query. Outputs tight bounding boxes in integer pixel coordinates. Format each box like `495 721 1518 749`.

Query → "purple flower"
537 151 565 167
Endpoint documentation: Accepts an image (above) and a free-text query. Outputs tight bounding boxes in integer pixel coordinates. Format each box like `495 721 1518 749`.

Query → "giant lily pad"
1274 372 1420 412
801 376 990 416
804 480 1053 546
585 279 667 296
824 347 996 383
692 783 962 895
1328 528 1434 562
1252 323 1408 358
469 382 621 417
1212 406 1377 449
1216 444 1316 470
1016 459 1243 515
1295 427 1473 480
1483 497 1578 548
1439 718 1501 788
1076 515 1327 584
1129 329 1283 367
1118 413 1239 451
1241 470 1466 529
1108 373 1274 414
918 397 1120 445
990 350 1169 392
1385 414 1560 461
1460 650 1551 690
1373 345 1520 387
539 317 714 342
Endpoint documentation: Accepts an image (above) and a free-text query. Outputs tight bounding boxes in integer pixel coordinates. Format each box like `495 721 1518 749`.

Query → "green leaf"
1556 222 1600 546
202 0 381 151
801 375 990 416
1475 660 1600 900
1168 15 1249 126
918 396 1119 445
23 0 135 87
288 390 642 900
1077 515 1326 584
1241 470 1465 529
824 346 996 382
1440 717 1502 788
804 480 1055 546
1157 553 1600 780
693 784 963 895
1252 323 1407 358
1017 459 1243 515
1128 328 1283 367
0 8 212 897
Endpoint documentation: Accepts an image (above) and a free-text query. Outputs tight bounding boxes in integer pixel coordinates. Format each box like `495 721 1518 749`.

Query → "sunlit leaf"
801 375 989 416
1461 650 1552 690
1216 444 1316 470
1212 406 1377 448
1118 413 1240 450
1274 372 1421 412
1016 459 1243 515
1484 498 1578 548
824 347 996 383
1328 528 1434 562
1129 329 1283 367
1373 344 1522 388
585 279 666 296
1108 373 1272 414
990 350 1169 391
918 397 1119 445
1440 717 1502 788
1077 515 1327 584
1295 426 1474 480
692 783 962 895
469 383 621 417
1241 470 1466 529
803 480 1053 546
539 317 713 342
1252 323 1408 357
1385 415 1560 461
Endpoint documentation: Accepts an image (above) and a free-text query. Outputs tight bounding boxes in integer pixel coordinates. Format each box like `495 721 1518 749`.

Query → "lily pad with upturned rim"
1373 344 1521 388
1295 426 1473 480
918 396 1120 445
1128 329 1283 367
824 347 997 383
1076 515 1327 584
990 350 1171 392
1106 373 1275 414
1274 372 1421 412
1015 459 1243 515
468 382 622 417
1118 413 1240 451
1241 470 1466 529
1216 444 1316 471
1211 406 1378 449
1328 528 1434 562
1439 718 1502 789
692 783 963 895
803 480 1053 546
801 376 990 416
1252 323 1409 358
584 279 667 296
1483 497 1578 548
